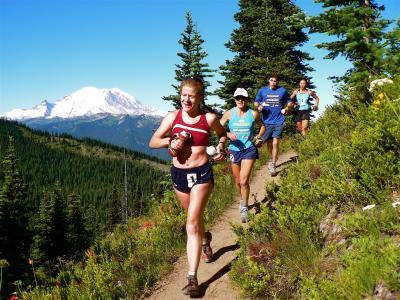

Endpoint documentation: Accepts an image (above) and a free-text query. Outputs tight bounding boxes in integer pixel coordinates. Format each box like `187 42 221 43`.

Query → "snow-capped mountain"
3 100 54 120
1 87 166 120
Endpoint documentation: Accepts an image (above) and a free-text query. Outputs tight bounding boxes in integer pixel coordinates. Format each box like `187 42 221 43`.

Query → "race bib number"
187 173 197 188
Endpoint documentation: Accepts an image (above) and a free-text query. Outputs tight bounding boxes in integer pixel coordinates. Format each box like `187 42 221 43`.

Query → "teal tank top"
228 108 255 151
296 91 313 110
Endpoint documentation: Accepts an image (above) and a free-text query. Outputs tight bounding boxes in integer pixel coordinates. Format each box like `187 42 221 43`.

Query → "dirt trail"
146 151 297 300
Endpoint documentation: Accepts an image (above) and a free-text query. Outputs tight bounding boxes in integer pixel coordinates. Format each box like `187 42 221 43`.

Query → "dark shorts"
228 146 259 165
171 163 214 193
262 124 284 141
294 109 310 122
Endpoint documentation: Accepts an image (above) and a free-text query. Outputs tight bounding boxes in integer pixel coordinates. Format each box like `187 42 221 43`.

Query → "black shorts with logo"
171 163 214 193
294 109 311 122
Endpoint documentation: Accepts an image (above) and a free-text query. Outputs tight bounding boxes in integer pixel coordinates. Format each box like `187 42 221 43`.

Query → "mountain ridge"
1 86 167 120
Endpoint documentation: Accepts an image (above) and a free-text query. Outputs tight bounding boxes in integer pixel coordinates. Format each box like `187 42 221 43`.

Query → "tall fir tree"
216 0 313 109
309 0 390 102
109 183 121 228
66 193 88 259
163 11 215 109
31 183 67 268
0 137 29 294
383 19 400 76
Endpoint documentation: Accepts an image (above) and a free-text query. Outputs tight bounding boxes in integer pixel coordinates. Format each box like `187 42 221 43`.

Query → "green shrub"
230 77 400 298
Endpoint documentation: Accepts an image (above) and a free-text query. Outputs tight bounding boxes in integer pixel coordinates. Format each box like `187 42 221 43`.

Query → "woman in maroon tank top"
149 77 227 296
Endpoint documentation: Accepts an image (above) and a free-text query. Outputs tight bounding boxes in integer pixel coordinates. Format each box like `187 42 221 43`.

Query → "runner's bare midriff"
172 146 208 168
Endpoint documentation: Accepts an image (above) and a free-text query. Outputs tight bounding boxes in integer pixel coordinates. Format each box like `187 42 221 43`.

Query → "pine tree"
66 193 88 259
109 183 121 228
216 0 313 109
31 189 56 267
383 19 400 76
163 11 215 109
0 137 29 293
31 183 67 266
309 0 390 102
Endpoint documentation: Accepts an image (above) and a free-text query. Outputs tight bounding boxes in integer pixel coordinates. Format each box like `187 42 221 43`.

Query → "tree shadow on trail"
212 243 240 262
193 257 239 298
276 155 299 168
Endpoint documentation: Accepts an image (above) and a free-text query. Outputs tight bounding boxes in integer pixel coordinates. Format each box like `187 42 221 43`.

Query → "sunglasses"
235 96 247 101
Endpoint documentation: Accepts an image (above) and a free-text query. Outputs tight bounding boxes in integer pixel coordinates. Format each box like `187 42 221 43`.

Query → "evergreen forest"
0 119 167 296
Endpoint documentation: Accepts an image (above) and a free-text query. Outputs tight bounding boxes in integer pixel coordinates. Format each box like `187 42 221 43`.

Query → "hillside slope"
229 79 400 298
0 119 167 231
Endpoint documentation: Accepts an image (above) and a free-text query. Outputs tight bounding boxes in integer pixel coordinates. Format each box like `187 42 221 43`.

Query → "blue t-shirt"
228 108 255 151
255 86 290 125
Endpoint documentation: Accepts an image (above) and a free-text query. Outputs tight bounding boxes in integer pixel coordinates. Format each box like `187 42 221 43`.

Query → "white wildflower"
369 78 393 91
362 204 376 211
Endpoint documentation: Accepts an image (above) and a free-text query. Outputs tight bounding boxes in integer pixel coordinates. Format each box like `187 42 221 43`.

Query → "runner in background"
254 74 292 176
291 78 320 137
220 88 264 222
149 77 227 297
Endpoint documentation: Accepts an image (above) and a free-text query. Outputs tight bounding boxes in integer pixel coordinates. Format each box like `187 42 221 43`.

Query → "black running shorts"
294 109 310 122
170 163 214 193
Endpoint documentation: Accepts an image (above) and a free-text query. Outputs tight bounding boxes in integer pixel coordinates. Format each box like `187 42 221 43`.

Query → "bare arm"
311 91 320 110
208 113 227 161
253 111 266 138
209 113 227 147
220 110 237 141
290 89 298 100
148 111 176 149
219 110 231 127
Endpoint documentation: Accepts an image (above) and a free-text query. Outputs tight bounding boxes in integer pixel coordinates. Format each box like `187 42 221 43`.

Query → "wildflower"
392 201 400 208
55 281 61 288
373 99 381 108
85 249 94 258
369 78 393 91
0 259 9 268
143 220 154 230
159 203 164 211
127 227 133 236
362 204 376 211
28 259 33 265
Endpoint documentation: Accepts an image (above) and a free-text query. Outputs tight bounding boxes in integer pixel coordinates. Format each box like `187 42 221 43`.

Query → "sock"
188 271 196 277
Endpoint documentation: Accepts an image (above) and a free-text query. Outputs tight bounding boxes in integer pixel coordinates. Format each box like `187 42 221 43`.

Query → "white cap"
233 88 248 98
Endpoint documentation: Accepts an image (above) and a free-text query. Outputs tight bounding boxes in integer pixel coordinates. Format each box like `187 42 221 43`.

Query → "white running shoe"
268 161 276 176
240 206 249 223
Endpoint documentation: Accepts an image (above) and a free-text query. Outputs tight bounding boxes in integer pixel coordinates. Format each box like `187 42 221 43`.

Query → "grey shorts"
262 124 284 141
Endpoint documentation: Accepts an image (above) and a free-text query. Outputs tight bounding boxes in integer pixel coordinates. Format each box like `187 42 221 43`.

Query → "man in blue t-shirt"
254 74 291 176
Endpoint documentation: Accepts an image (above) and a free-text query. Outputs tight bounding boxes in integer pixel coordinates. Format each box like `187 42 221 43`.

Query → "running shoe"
182 274 200 296
267 161 274 172
201 231 213 263
239 200 244 212
240 206 249 223
268 161 277 176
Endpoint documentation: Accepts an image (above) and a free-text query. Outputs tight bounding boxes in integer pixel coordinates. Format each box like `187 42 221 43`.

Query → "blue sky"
0 0 398 115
